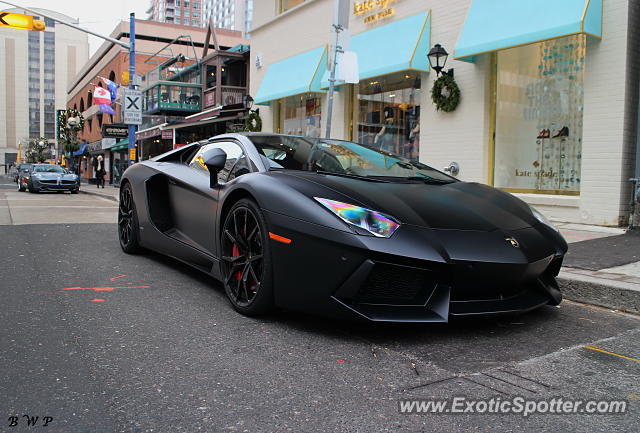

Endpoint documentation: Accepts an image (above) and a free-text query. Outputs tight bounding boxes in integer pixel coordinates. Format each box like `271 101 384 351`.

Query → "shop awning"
320 11 431 88
454 0 602 61
254 46 328 105
111 139 129 151
72 142 88 157
351 11 431 81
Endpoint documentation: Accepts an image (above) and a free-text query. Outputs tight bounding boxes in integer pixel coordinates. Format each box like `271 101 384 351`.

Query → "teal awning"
255 46 328 105
455 0 602 61
322 11 431 87
110 139 129 151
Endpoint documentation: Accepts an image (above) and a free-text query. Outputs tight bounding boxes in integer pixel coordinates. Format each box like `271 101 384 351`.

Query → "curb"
79 189 119 203
558 269 640 314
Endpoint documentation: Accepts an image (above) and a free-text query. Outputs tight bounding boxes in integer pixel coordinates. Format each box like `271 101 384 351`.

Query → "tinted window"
189 141 249 183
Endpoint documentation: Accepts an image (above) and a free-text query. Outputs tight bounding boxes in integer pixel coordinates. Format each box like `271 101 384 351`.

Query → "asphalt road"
0 178 639 432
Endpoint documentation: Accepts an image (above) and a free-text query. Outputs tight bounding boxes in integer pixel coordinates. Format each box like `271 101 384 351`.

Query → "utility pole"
324 23 343 140
128 13 136 166
324 0 350 139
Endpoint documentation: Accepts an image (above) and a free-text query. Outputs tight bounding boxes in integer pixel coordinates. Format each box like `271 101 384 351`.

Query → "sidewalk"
556 224 640 314
80 184 119 203
78 184 639 314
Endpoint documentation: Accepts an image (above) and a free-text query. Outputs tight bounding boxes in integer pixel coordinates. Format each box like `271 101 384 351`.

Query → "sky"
0 0 150 55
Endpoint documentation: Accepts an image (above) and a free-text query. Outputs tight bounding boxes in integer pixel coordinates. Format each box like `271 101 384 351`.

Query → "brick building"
67 19 210 184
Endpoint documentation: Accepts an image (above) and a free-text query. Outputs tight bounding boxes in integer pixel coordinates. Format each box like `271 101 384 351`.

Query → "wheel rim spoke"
221 255 246 263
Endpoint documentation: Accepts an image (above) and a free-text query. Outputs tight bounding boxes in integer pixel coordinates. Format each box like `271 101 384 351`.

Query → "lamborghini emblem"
505 237 520 248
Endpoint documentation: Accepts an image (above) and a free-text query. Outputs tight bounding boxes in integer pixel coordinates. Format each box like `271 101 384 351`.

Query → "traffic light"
0 11 45 31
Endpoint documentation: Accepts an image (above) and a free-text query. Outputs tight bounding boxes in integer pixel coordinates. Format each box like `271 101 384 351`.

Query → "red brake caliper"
232 244 242 281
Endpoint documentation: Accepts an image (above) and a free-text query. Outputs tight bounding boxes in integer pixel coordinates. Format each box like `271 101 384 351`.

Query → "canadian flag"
93 86 111 105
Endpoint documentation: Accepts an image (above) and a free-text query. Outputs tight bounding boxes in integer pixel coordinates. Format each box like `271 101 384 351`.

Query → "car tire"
71 189 79 194
118 182 143 254
221 198 274 316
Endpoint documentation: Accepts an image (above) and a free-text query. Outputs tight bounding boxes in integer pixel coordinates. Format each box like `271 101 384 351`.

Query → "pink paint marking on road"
63 286 150 292
91 298 105 302
109 274 128 281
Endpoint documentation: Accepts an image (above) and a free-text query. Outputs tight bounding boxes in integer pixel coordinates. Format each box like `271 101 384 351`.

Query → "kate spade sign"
353 0 397 24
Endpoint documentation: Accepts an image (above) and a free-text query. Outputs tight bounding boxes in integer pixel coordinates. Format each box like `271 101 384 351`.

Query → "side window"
228 154 251 181
188 141 249 183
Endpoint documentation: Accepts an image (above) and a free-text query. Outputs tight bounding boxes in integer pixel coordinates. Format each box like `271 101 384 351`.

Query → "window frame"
278 0 307 14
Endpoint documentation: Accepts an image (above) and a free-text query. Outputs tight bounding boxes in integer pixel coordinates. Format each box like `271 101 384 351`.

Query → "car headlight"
530 206 559 232
315 197 400 238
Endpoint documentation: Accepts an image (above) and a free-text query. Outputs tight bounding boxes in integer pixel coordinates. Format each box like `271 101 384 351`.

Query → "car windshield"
33 165 65 173
248 135 455 182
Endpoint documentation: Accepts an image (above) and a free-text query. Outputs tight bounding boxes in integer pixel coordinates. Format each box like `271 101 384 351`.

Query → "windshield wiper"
316 170 391 183
404 176 455 184
367 175 455 184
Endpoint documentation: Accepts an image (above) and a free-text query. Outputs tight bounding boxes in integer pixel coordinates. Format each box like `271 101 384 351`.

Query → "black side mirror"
202 147 227 188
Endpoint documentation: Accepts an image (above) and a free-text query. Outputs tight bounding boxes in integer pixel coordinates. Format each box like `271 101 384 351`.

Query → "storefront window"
281 93 322 137
357 71 421 160
279 0 306 13
493 34 585 194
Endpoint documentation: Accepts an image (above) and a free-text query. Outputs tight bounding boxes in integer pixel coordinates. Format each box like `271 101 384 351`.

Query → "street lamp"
244 94 254 111
428 44 454 78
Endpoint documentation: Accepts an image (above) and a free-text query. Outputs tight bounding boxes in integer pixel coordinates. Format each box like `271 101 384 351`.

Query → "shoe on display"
552 126 569 138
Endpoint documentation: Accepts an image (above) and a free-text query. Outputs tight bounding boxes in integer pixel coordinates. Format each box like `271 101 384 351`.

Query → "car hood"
280 172 537 231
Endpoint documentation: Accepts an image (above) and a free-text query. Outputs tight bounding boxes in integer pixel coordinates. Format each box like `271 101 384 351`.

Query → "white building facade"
147 0 203 27
0 8 89 171
203 0 253 35
249 0 640 227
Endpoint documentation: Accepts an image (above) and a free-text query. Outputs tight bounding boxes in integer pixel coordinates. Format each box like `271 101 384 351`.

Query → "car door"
164 140 251 258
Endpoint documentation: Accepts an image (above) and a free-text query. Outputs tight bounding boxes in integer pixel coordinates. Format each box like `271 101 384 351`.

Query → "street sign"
0 11 45 31
129 147 136 161
101 123 129 139
121 71 130 85
123 89 142 125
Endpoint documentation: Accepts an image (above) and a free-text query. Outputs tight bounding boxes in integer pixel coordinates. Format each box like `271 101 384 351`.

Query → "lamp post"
244 94 254 111
428 44 454 78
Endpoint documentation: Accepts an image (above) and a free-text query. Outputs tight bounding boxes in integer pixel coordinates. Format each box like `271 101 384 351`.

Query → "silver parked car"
19 164 80 194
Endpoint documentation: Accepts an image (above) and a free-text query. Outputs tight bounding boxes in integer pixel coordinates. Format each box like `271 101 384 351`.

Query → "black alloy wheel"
118 183 142 253
221 199 273 315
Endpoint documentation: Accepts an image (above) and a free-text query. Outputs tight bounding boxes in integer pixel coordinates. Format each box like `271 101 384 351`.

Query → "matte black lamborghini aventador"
118 133 567 322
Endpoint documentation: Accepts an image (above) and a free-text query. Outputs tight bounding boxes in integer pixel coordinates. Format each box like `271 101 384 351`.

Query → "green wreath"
431 75 461 112
244 110 262 132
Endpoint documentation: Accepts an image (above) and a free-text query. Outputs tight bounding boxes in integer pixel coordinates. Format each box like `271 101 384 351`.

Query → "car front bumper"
262 209 566 323
31 179 80 191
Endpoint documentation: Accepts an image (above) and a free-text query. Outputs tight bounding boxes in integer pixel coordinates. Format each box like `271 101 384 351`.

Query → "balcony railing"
203 86 246 108
143 82 202 114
